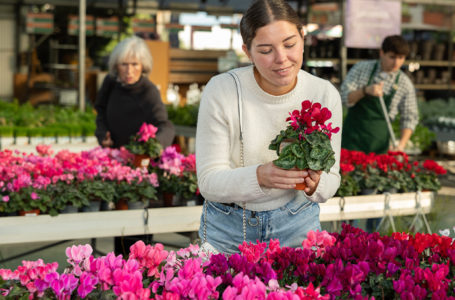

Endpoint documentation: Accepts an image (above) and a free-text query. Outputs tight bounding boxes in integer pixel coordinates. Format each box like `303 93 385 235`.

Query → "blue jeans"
199 197 321 254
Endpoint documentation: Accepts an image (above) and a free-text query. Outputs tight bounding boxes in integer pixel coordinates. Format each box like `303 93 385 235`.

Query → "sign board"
345 0 401 48
26 12 53 34
68 15 95 36
96 17 119 37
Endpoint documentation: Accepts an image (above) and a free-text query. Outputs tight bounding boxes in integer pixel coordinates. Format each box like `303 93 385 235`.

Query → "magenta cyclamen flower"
49 273 79 299
238 240 267 263
138 122 158 142
77 272 99 298
159 146 185 176
223 273 267 300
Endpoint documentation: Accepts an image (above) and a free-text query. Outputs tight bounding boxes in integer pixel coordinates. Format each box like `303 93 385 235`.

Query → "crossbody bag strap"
203 70 247 244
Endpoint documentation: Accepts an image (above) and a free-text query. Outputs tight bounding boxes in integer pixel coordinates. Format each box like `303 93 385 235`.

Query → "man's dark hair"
381 35 410 56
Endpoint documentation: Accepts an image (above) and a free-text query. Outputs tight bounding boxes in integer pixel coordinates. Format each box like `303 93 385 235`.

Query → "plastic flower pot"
128 201 147 210
100 201 115 211
80 200 101 212
60 205 78 214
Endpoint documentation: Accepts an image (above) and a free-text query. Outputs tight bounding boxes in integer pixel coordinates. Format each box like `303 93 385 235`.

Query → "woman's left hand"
303 170 322 196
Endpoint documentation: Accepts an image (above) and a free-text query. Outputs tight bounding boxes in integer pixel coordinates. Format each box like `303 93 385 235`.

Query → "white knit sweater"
195 65 342 211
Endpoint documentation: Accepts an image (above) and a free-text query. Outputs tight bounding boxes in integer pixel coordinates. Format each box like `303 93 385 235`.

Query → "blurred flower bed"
2 225 455 299
0 144 197 216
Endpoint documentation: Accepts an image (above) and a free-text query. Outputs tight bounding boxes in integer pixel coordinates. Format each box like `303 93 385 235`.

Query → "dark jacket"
95 75 175 148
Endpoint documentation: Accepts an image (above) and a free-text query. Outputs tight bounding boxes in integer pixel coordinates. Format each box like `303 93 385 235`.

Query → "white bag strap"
203 70 247 244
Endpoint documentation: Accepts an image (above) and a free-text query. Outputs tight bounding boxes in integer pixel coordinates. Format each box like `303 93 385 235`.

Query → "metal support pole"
340 0 347 82
78 0 86 112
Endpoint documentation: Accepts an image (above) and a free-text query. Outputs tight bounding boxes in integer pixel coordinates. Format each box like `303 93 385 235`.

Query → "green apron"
342 62 400 154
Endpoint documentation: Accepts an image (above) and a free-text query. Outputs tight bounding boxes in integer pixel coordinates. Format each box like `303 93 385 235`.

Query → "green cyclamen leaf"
281 144 293 156
273 155 296 169
296 158 308 170
308 159 322 170
290 143 304 158
324 157 335 172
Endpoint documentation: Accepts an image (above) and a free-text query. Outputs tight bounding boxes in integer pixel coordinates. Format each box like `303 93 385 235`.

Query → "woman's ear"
242 44 251 61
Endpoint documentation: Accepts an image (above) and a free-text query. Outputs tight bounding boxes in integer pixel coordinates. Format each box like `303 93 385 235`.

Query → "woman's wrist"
362 85 368 96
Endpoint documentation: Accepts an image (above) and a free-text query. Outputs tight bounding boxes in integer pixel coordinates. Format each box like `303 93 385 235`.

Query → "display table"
0 192 434 245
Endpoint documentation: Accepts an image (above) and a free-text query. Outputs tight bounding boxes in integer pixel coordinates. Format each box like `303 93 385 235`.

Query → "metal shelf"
346 59 449 68
405 60 449 67
50 44 78 50
402 0 455 6
414 84 452 90
401 23 451 32
46 63 78 70
307 58 340 64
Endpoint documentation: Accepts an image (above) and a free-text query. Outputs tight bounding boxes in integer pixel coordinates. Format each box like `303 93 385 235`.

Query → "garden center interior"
1 0 455 294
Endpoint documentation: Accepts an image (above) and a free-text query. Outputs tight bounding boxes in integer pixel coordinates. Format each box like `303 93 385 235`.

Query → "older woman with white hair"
95 36 174 149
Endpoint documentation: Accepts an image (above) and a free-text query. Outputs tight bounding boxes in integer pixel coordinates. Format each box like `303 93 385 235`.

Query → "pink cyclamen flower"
66 244 93 266
138 123 158 142
2 195 9 202
30 192 40 200
36 144 54 157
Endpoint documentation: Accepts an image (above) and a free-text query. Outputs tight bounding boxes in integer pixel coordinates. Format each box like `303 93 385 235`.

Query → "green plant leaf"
273 155 296 169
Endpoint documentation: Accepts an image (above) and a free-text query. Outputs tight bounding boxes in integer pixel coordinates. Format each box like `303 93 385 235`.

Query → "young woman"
196 0 342 254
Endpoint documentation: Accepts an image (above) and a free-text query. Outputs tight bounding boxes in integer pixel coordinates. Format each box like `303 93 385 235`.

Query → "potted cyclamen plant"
125 123 162 168
269 100 340 190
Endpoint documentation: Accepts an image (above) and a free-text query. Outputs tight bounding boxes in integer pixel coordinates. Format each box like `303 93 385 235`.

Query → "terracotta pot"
133 154 150 168
163 192 176 207
115 198 129 210
295 182 307 191
19 209 40 216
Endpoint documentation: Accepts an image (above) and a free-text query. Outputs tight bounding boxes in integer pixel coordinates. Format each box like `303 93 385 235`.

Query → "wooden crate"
169 48 228 84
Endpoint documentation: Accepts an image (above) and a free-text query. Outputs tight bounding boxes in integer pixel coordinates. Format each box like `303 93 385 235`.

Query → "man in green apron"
341 35 418 155
340 35 419 232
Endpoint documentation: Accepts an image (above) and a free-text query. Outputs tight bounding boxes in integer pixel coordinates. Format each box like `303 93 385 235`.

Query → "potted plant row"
337 149 447 197
0 137 199 216
3 224 455 299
